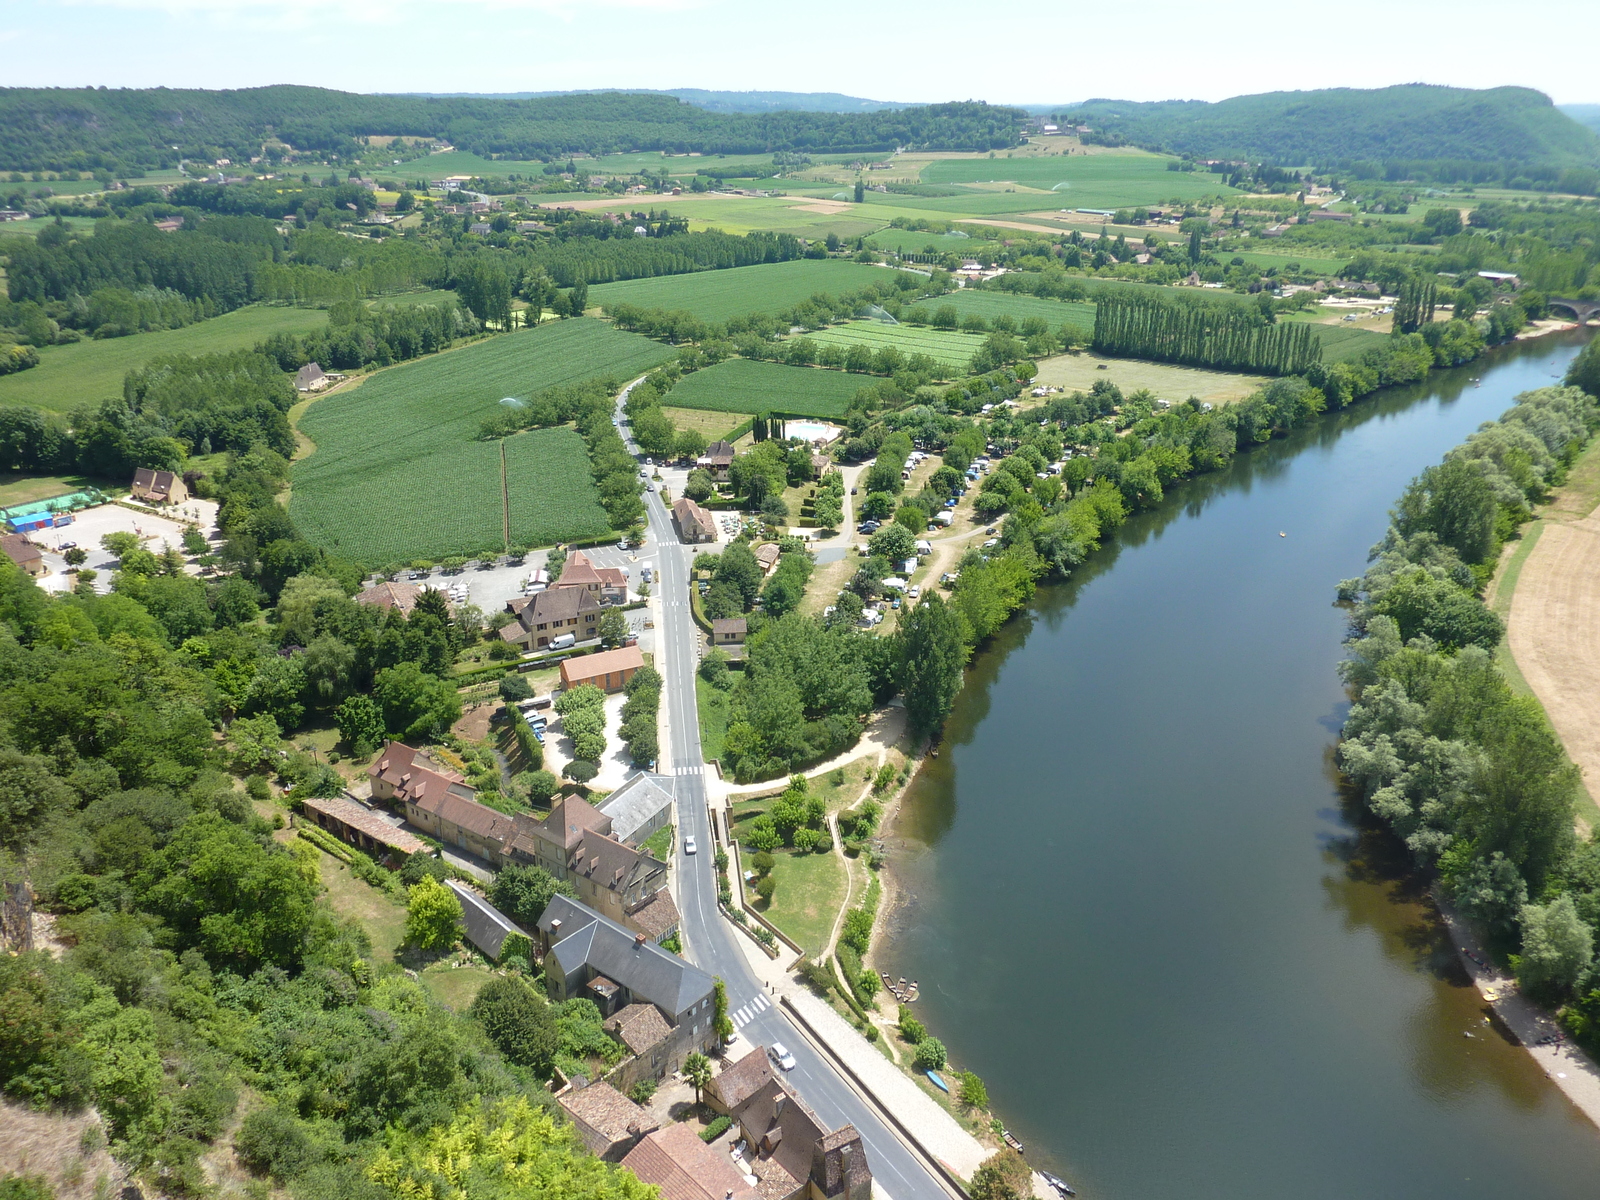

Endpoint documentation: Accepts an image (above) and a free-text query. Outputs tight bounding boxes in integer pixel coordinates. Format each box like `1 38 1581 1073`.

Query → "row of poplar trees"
1092 293 1321 375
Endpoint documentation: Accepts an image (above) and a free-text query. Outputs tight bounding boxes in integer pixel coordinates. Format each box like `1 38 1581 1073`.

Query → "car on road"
683 835 697 855
769 1042 797 1071
646 484 655 492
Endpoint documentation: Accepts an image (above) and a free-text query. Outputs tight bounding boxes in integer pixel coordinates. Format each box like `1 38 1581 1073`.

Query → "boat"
1002 1130 1024 1154
1041 1172 1076 1197
926 1070 949 1092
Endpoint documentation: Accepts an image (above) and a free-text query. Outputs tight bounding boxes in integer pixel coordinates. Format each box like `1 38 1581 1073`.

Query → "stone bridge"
1548 296 1600 322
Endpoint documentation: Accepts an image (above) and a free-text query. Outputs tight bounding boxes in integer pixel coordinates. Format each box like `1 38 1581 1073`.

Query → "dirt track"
1506 485 1600 799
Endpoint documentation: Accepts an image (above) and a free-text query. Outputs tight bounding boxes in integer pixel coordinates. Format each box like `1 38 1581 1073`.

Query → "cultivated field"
804 320 985 370
292 318 672 565
918 150 1237 210
865 228 984 255
0 304 328 412
912 289 1096 335
589 259 902 322
667 358 864 418
1032 352 1269 406
1228 250 1351 275
1305 323 1387 363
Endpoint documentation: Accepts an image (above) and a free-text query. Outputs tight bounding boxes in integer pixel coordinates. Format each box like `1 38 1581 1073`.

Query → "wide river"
885 328 1600 1200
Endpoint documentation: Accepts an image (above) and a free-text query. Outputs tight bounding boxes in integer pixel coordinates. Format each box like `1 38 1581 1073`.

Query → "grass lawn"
1225 250 1351 276
668 358 863 418
641 823 674 862
907 151 1236 212
1032 350 1268 406
0 304 329 412
0 473 117 508
420 962 497 1012
662 405 747 442
315 848 408 962
589 259 902 324
697 675 729 763
1305 323 1388 364
757 847 847 958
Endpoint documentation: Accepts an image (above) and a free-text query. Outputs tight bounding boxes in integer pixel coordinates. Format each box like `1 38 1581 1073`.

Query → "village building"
131 467 188 505
500 585 602 649
595 773 674 848
752 542 782 575
711 617 747 647
560 1082 657 1161
294 362 334 392
560 645 645 693
355 579 422 615
0 533 44 577
536 895 716 1086
555 549 628 604
300 794 425 860
620 1121 759 1200
445 879 522 960
696 440 737 481
671 496 718 544
507 795 669 926
710 1048 872 1200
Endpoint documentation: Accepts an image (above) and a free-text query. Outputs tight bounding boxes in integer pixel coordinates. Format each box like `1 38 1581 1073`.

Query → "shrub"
235 1108 324 1180
751 851 775 876
629 1078 658 1104
899 1013 926 1044
755 875 777 902
471 977 558 1076
812 833 833 855
498 674 532 703
958 1070 989 1110
563 759 598 783
914 1037 947 1071
699 1115 732 1143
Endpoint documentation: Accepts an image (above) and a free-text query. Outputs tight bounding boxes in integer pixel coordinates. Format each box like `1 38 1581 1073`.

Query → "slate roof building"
597 773 674 848
505 795 669 928
697 439 736 481
445 879 522 960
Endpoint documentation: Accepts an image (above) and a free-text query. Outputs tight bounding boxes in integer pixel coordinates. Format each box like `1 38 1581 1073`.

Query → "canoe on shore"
926 1070 949 1092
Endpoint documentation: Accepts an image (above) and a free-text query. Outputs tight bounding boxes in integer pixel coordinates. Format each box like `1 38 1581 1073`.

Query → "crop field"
653 195 885 239
909 289 1096 335
918 150 1236 210
804 320 985 371
589 259 903 322
666 359 863 418
865 228 983 255
292 318 672 565
1032 352 1269 407
1306 324 1387 363
1226 250 1351 275
0 304 329 412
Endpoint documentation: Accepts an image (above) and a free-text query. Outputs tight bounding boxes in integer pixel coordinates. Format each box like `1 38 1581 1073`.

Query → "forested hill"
415 89 912 114
1064 85 1600 168
0 86 1020 174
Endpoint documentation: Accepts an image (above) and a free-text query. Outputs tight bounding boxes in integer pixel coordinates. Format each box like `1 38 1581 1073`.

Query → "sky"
5 0 1598 106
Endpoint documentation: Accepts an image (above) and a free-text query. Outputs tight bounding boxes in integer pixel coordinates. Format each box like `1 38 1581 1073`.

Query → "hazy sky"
7 0 1598 105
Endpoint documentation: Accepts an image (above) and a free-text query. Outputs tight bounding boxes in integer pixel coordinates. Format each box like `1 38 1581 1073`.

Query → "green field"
667 359 863 418
865 228 982 255
589 259 906 323
805 321 985 371
1306 323 1388 363
292 318 673 565
921 150 1236 210
0 304 330 412
1226 250 1351 275
909 289 1096 335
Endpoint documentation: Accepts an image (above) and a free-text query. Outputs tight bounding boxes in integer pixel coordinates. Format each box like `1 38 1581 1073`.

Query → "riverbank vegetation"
1334 356 1600 1052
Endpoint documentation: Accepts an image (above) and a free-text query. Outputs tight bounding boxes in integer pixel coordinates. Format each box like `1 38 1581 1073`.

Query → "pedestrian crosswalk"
731 992 771 1029
671 764 701 776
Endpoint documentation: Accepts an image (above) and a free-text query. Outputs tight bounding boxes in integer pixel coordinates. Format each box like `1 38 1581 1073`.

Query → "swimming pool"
783 420 840 444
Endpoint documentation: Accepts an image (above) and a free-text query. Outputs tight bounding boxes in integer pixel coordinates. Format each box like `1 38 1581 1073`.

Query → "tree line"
1092 292 1321 375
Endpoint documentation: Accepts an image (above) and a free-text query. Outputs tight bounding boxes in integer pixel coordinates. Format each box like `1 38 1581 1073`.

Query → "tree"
899 1012 926 1043
374 661 463 739
868 521 916 565
499 673 532 703
404 876 462 950
813 491 843 531
859 491 895 520
957 1070 989 1109
470 977 558 1076
1393 459 1499 565
489 862 574 927
755 875 777 902
969 1150 1030 1200
598 607 629 648
1567 337 1600 399
335 694 386 755
714 541 765 609
229 712 282 772
854 179 865 203
683 468 715 502
683 1051 712 1105
894 505 926 534
1370 569 1503 650
63 546 87 567
897 593 971 738
751 850 775 876
1516 894 1594 997
713 978 734 1041
524 769 560 806
913 1036 947 1070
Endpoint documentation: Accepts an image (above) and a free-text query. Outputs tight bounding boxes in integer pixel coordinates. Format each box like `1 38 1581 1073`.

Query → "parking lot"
32 500 221 593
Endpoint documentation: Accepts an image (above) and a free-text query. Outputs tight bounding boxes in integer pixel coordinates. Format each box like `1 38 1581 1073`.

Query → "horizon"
3 0 1597 106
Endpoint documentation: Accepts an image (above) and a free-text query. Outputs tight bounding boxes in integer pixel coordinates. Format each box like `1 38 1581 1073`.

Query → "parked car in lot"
908 585 921 598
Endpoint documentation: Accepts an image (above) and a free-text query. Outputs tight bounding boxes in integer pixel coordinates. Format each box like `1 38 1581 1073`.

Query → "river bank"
878 328 1600 1200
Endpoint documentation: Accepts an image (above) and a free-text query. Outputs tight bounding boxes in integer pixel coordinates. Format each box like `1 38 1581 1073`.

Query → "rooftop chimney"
635 932 646 947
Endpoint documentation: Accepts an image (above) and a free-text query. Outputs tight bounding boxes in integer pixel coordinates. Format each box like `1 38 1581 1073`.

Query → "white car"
769 1042 797 1071
683 835 697 855
983 538 999 549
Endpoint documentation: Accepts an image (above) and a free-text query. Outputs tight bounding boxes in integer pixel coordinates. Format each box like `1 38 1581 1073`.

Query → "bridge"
1548 296 1600 322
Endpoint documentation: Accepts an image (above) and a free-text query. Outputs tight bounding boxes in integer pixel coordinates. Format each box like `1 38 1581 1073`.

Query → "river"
884 328 1600 1200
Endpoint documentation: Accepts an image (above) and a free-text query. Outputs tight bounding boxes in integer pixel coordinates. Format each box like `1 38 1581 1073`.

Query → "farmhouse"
501 586 601 649
620 1122 758 1200
0 534 44 577
561 645 645 693
355 579 422 615
556 549 628 603
697 440 737 481
560 1081 657 1161
536 895 716 1083
671 497 717 543
130 467 188 505
295 363 331 392
299 794 425 860
709 1047 873 1200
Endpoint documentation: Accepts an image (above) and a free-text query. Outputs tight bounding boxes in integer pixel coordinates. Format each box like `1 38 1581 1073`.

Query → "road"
616 390 950 1200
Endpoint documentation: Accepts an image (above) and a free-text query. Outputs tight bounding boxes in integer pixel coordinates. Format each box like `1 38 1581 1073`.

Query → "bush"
914 1036 947 1071
235 1108 324 1180
957 1070 989 1110
751 850 775 876
899 1013 926 1044
563 759 598 783
629 1078 658 1104
755 875 776 902
699 1115 732 1143
498 674 532 703
471 977 558 1076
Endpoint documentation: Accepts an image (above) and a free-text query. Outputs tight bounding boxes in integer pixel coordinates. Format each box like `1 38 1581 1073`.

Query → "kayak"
926 1070 949 1092
1041 1172 1077 1197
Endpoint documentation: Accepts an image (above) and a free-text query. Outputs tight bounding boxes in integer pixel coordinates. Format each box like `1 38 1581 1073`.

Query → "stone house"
712 617 746 646
671 496 718 543
504 796 669 927
620 1121 759 1200
560 1081 657 1161
500 586 601 649
355 580 422 615
556 549 628 604
131 467 188 505
696 440 736 481
0 533 44 577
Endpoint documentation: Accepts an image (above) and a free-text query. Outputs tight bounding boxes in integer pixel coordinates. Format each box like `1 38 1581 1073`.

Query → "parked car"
908 586 921 598
548 633 577 650
983 538 999 549
769 1043 797 1071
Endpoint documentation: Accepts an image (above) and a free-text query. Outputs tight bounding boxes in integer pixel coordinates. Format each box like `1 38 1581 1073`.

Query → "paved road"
618 389 949 1200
